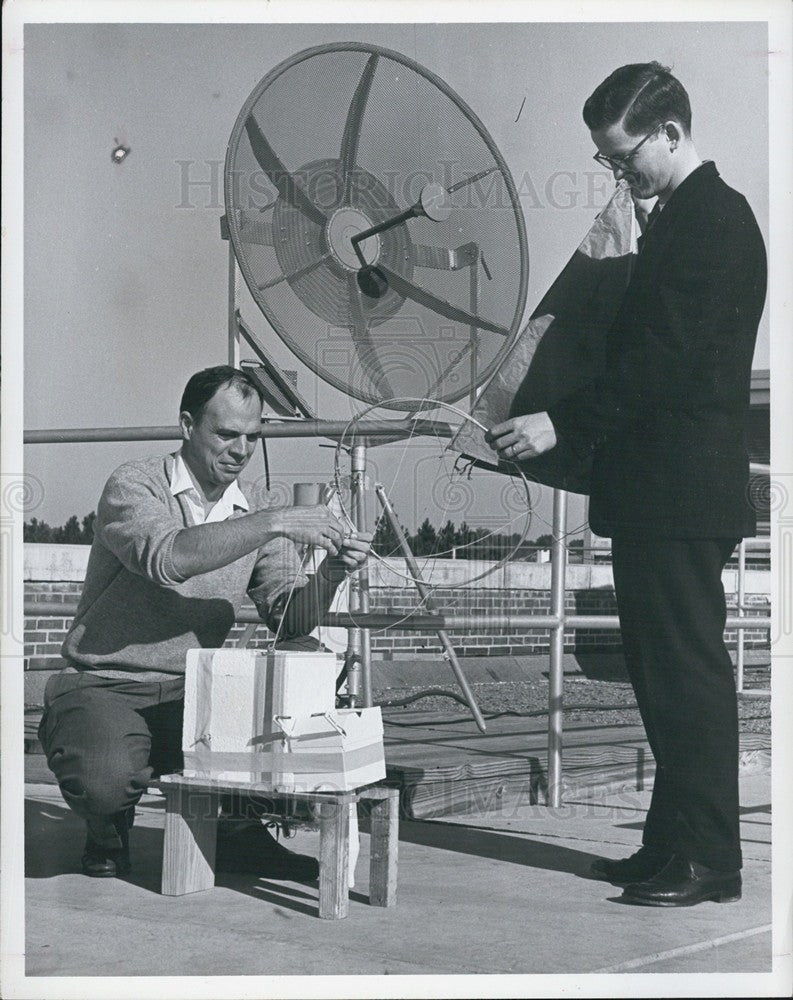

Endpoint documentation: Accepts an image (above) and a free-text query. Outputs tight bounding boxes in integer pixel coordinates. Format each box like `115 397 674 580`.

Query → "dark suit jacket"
547 161 767 538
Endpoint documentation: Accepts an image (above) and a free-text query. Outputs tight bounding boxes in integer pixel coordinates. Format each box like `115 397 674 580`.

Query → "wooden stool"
156 774 399 919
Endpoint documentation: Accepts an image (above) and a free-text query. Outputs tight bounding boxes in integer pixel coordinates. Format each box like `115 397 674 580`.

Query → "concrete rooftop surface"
13 762 790 999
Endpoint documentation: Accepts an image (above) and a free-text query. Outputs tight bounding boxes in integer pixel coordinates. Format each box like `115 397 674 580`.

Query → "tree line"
24 511 582 561
372 516 582 561
24 513 96 545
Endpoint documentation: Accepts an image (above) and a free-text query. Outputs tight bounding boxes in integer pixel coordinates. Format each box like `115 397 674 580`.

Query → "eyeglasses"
593 123 664 171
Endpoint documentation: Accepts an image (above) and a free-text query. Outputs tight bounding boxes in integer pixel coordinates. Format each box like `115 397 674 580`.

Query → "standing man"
488 63 766 906
39 365 372 880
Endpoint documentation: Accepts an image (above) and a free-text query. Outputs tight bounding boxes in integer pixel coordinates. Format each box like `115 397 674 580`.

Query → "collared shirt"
169 451 249 525
62 452 309 679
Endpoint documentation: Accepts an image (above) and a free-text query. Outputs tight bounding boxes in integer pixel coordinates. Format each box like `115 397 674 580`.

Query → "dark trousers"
611 536 741 871
38 671 185 843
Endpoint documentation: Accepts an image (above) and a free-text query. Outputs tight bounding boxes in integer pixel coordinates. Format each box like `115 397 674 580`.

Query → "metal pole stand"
344 443 373 707
546 488 568 807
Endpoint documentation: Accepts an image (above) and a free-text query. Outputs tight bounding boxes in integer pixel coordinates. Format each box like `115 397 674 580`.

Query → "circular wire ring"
332 397 536 593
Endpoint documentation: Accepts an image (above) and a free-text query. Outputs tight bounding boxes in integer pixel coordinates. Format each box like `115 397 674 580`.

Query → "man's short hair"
583 62 692 137
180 365 265 420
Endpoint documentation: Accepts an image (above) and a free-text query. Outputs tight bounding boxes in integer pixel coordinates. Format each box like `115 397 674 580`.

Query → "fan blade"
446 166 498 193
375 265 511 336
257 253 332 291
347 273 395 398
411 242 479 271
425 341 475 397
340 53 379 202
238 215 275 247
244 116 327 228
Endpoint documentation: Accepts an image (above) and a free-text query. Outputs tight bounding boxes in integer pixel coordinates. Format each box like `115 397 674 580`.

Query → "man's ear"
663 121 683 148
179 410 194 442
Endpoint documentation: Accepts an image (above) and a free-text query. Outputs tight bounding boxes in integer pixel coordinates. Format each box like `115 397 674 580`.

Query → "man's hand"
485 413 557 461
321 530 374 579
171 502 348 581
272 504 346 555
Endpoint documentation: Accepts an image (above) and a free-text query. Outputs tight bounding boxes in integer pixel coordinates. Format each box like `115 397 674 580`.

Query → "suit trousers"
610 536 742 872
38 671 185 844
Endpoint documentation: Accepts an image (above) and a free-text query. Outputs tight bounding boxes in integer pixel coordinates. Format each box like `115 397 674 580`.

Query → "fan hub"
326 206 381 270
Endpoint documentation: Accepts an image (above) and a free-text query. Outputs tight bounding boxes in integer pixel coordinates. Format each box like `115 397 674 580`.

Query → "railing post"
736 538 746 693
546 488 568 807
346 443 371 706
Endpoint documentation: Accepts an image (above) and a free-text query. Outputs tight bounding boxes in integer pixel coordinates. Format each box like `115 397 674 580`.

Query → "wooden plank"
24 712 43 738
161 786 219 896
383 711 770 818
383 718 769 784
317 799 349 919
385 732 652 782
401 760 656 819
358 784 401 801
404 772 540 820
367 790 399 907
156 773 356 806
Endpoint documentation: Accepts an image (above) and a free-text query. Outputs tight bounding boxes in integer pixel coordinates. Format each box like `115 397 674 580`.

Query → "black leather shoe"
590 846 671 885
81 840 132 877
621 855 742 907
216 821 319 882
81 808 133 878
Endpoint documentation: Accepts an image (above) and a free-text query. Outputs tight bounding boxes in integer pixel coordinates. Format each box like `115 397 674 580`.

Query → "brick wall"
24 552 771 678
25 582 85 669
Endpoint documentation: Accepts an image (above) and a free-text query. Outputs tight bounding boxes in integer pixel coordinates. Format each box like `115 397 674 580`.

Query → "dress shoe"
590 846 671 885
216 821 319 882
81 839 132 877
621 854 742 907
81 808 134 878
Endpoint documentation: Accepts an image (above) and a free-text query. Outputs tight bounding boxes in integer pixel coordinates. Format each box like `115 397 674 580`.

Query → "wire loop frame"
332 397 536 592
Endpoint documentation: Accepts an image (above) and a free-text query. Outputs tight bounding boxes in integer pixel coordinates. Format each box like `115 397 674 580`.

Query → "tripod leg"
374 484 487 733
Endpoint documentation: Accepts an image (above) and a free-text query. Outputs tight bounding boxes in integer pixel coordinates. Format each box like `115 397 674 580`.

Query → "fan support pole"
374 484 487 733
227 242 240 368
468 250 479 411
344 443 373 706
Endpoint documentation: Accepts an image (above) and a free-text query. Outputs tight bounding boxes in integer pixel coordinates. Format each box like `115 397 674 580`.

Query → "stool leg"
318 799 350 919
369 793 398 907
161 786 219 896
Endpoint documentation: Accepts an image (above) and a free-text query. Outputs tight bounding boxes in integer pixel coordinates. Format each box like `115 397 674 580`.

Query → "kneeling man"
39 365 371 880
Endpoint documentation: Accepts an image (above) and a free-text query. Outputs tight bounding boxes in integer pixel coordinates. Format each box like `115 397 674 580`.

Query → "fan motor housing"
269 158 411 329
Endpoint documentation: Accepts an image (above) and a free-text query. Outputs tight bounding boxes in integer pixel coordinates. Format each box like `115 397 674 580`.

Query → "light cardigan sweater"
61 454 308 681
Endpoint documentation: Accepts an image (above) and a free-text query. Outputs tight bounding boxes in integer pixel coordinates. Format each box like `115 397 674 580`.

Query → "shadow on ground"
26 796 601 907
25 798 165 894
398 818 597 878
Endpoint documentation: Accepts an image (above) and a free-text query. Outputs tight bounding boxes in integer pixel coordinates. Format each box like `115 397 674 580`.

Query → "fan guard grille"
225 42 528 411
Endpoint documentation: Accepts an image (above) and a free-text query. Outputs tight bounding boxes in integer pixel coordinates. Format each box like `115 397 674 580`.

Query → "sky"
16 14 774 537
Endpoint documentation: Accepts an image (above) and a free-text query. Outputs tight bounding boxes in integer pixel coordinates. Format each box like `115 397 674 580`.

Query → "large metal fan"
224 42 528 411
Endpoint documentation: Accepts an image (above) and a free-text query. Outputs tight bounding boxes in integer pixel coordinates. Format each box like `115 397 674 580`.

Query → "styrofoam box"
181 648 386 792
183 648 337 755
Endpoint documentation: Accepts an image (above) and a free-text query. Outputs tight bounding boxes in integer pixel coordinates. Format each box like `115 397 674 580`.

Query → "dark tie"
637 202 661 253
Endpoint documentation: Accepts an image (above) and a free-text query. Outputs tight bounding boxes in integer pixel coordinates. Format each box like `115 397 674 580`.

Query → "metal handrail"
22 604 770 644
23 419 454 445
